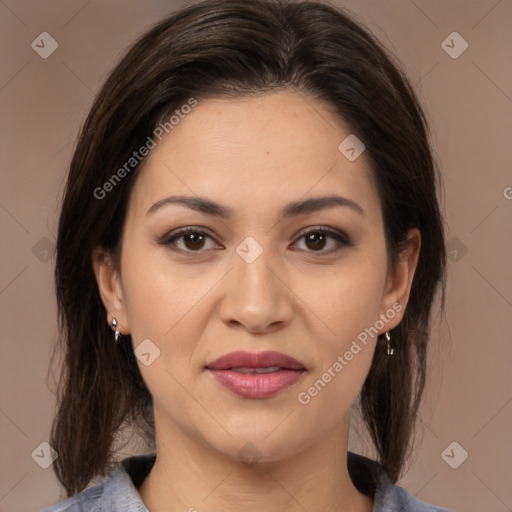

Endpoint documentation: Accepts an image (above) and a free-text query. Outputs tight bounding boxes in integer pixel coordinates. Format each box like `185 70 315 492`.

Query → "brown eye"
181 232 207 250
304 232 328 251
160 228 218 252
293 228 351 254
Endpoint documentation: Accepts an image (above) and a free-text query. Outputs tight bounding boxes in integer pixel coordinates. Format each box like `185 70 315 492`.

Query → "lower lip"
207 369 305 399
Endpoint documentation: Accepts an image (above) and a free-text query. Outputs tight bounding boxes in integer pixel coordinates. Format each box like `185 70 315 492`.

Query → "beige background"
0 1 511 511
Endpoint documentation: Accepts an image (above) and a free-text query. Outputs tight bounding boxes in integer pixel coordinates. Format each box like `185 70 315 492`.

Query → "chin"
201 428 305 467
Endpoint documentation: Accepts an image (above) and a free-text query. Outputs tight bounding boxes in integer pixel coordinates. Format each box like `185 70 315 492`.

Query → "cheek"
119 241 210 342
296 253 386 396
118 246 214 408
295 273 383 424
302 257 386 343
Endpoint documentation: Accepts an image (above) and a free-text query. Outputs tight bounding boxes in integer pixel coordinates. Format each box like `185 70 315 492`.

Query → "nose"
218 243 293 334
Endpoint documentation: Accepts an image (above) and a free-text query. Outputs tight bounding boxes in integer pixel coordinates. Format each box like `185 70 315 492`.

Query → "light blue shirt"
42 451 451 511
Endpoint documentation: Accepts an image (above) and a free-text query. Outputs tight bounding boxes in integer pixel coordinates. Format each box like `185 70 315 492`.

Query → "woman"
44 0 449 510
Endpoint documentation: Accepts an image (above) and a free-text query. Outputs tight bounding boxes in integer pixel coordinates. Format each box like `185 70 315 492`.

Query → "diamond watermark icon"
338 134 365 161
32 236 54 263
236 236 263 264
134 338 161 366
441 32 468 59
237 442 263 467
446 236 468 263
31 32 59 59
31 442 58 469
441 441 468 469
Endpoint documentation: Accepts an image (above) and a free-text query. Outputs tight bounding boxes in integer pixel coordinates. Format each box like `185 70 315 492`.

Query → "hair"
49 0 447 497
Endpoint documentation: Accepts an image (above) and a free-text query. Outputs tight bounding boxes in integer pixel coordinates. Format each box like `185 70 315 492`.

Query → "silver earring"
385 331 394 356
111 318 120 343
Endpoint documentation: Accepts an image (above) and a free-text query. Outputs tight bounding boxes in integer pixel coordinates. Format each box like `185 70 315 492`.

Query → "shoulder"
377 481 451 511
41 479 105 512
347 452 451 512
41 454 155 512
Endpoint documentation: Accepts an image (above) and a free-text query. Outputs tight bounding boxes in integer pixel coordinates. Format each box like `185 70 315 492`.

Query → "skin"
93 91 420 512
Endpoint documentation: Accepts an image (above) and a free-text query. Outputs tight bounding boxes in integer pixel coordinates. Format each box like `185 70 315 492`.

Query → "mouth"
224 366 284 374
205 350 306 371
205 350 306 399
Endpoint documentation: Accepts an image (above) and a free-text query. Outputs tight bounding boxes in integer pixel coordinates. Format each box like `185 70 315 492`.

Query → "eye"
292 227 351 253
158 226 351 254
159 227 220 252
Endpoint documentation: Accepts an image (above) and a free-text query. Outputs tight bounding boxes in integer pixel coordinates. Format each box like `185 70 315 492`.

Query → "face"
94 91 419 464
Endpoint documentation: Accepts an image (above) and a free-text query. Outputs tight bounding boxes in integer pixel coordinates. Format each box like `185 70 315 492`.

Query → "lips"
205 350 306 399
205 350 306 371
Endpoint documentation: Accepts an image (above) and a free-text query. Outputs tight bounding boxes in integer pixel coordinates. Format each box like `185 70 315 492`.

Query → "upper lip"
205 350 306 370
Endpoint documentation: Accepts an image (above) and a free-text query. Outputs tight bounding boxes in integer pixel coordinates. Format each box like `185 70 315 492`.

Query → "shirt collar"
100 450 434 512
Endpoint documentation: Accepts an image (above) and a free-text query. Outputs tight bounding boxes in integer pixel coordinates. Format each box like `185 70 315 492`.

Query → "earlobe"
91 247 129 334
380 228 421 329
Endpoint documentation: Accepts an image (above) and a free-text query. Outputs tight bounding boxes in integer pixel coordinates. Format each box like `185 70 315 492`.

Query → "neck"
137 411 373 512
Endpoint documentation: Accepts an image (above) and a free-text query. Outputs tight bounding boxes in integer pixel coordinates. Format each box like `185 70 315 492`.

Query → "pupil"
186 233 204 249
306 233 326 250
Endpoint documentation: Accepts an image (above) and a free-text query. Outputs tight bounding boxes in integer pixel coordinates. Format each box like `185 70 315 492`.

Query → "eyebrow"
146 194 365 218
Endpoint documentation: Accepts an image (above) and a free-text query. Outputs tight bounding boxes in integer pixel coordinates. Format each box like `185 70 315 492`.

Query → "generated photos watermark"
297 302 402 405
93 97 198 200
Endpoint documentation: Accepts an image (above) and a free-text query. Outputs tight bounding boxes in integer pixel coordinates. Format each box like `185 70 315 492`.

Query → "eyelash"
158 226 351 255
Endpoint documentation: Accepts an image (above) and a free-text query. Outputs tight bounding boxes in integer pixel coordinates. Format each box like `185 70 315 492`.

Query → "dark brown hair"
50 0 447 497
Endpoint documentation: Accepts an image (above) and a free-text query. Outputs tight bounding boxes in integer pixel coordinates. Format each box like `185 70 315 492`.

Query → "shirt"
42 451 451 511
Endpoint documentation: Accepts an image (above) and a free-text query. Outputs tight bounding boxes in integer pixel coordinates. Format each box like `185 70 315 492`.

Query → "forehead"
126 91 380 221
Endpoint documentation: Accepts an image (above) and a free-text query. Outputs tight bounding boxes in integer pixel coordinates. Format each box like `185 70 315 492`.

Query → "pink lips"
205 350 306 399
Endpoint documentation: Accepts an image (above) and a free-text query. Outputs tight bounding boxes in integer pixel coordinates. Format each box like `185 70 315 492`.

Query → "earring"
385 331 394 356
111 318 120 343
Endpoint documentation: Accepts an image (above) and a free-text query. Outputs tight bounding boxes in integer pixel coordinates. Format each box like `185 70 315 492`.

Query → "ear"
92 247 129 335
379 228 421 331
